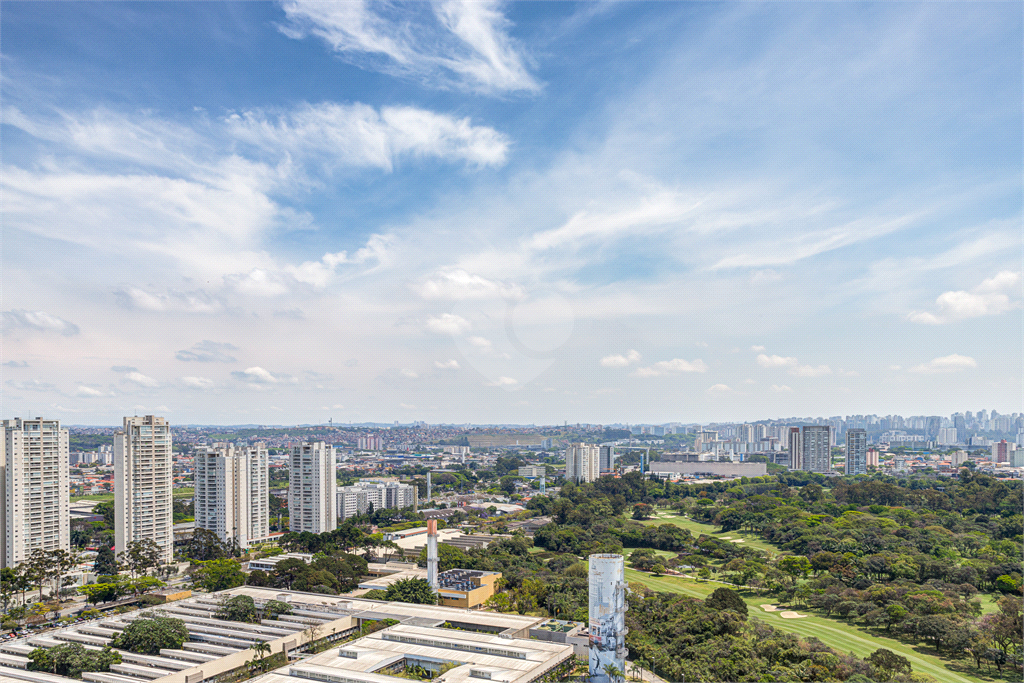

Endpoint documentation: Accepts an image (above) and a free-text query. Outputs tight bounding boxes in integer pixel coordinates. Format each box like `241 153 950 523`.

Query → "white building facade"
336 481 416 521
289 442 337 533
565 443 600 483
2 418 70 568
114 415 174 565
802 425 832 473
194 443 269 548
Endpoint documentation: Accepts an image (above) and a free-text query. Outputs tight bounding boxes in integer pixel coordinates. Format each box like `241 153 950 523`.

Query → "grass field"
70 493 113 503
638 510 782 555
625 568 997 683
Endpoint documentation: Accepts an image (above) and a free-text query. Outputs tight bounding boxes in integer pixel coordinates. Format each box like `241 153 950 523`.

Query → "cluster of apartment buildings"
2 416 423 571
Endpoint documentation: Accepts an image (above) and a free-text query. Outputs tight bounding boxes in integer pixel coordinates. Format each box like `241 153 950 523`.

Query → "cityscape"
2 3 1021 683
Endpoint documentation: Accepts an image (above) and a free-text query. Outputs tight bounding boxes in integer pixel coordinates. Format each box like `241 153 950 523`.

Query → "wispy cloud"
426 313 472 335
2 309 80 336
278 0 541 94
231 366 297 387
176 341 239 363
124 371 160 388
910 354 977 374
180 376 215 390
434 359 460 369
633 358 708 377
755 353 831 377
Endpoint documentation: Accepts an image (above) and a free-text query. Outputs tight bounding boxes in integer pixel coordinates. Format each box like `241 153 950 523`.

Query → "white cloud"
231 367 296 385
399 403 417 409
176 341 238 363
770 384 793 392
487 376 518 387
415 269 523 300
633 358 708 377
400 369 419 379
75 386 106 397
750 345 766 352
426 313 472 335
756 353 798 368
226 102 509 170
910 354 977 374
6 379 55 392
124 372 159 388
434 359 460 369
909 270 1020 324
756 352 830 377
706 384 733 394
278 0 541 94
180 376 215 390
528 191 697 251
600 350 641 367
116 287 226 313
467 336 492 349
2 309 80 336
789 364 832 377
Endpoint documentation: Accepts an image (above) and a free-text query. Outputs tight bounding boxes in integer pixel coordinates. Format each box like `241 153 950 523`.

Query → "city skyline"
2 2 1021 425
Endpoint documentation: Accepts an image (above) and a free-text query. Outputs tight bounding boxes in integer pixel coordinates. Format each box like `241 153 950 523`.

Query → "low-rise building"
436 569 500 609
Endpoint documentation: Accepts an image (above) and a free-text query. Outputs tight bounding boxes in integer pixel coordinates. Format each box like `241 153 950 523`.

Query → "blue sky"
2 1 1021 425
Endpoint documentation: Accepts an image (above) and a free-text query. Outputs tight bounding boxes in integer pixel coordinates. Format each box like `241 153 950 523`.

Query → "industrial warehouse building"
0 588 572 683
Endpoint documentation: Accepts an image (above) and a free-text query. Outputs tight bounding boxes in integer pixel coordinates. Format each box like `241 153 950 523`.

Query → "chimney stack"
427 519 439 590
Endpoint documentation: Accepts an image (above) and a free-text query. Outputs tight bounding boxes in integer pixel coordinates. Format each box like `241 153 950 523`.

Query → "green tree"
183 528 234 562
631 503 654 520
118 539 161 578
92 502 115 528
112 616 189 654
383 578 437 605
28 643 122 678
867 649 911 681
93 547 119 577
189 559 246 592
705 587 748 616
263 599 292 620
215 594 258 623
417 543 468 571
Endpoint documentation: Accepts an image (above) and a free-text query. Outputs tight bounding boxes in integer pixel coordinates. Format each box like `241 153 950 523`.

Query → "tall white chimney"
427 519 439 590
588 553 628 682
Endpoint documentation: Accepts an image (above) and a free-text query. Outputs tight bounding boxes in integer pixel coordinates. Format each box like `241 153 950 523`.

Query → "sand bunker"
730 539 745 543
718 536 733 540
761 604 780 612
779 611 809 619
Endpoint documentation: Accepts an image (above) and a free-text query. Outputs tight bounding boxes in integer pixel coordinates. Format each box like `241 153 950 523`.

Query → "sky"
2 1 1021 426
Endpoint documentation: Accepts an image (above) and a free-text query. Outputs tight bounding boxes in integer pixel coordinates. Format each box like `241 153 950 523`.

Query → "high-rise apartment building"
565 443 600 483
2 418 70 568
802 425 831 473
194 443 269 548
114 416 173 565
992 440 1013 463
599 445 615 473
845 429 867 475
787 428 802 471
737 424 754 443
289 442 337 533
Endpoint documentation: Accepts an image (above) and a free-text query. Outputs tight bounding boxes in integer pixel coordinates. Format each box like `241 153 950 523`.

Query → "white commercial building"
114 415 174 565
2 418 70 568
787 427 802 471
289 442 337 533
565 443 600 483
194 443 269 548
336 481 416 520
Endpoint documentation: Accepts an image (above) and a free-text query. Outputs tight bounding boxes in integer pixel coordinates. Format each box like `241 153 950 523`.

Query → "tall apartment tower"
194 443 269 548
802 425 832 473
565 443 600 483
114 416 173 565
737 424 754 443
845 429 867 475
599 445 615 473
288 442 337 533
2 418 70 568
787 428 802 470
